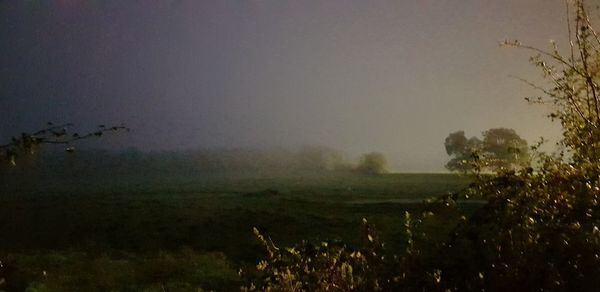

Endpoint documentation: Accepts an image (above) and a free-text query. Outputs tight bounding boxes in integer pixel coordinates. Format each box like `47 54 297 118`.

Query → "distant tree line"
0 144 389 178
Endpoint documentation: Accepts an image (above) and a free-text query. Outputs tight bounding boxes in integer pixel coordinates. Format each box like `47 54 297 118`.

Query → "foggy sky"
1 0 568 172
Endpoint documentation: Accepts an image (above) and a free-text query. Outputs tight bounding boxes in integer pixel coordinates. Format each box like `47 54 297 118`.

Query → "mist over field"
5 1 600 290
0 0 565 172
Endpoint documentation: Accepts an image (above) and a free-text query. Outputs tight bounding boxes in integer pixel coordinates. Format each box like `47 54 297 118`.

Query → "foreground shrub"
437 165 600 291
242 222 401 291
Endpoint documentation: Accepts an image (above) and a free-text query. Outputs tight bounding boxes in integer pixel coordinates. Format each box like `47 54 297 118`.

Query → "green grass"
0 171 476 290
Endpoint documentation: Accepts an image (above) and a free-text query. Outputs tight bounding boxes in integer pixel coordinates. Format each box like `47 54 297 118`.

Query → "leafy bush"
437 165 600 291
242 221 401 291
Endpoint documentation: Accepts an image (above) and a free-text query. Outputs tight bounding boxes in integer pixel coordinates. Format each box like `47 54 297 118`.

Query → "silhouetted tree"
444 128 529 173
482 128 529 171
444 130 482 173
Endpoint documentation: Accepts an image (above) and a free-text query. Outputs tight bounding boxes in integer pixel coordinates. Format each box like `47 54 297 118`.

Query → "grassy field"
0 171 476 290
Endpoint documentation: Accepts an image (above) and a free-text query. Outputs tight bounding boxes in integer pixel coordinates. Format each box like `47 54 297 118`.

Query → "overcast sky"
1 0 571 171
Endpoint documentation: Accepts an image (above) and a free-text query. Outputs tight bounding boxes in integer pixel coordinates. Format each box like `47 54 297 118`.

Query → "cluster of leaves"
444 128 530 173
502 1 600 161
0 122 128 166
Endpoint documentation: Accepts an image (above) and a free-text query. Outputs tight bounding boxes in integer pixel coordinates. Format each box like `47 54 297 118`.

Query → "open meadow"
0 171 475 290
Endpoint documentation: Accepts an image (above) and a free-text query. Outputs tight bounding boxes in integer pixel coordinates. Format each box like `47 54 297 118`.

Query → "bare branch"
0 124 129 164
510 75 593 125
566 0 577 65
502 40 585 77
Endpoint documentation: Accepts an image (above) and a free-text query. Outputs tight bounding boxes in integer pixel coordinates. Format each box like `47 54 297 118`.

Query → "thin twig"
506 42 584 76
510 75 593 126
566 0 576 65
0 125 128 150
